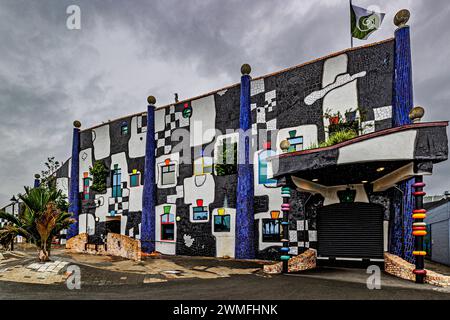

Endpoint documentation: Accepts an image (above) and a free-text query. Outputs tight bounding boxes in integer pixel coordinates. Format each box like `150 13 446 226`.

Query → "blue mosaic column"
67 121 81 239
390 10 415 264
141 96 157 253
34 174 41 188
392 22 413 125
235 64 255 259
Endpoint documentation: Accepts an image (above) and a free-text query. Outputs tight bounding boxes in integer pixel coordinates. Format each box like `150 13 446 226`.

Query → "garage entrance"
317 202 384 259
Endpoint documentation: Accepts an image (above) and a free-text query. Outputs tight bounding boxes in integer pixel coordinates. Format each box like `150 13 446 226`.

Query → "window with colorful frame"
130 170 140 187
161 162 176 186
112 165 122 198
287 130 304 152
83 177 90 200
214 215 231 232
192 199 208 221
161 211 175 241
258 150 277 185
262 219 282 242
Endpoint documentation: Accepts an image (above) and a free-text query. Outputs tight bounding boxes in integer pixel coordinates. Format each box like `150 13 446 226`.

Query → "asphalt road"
1 272 450 300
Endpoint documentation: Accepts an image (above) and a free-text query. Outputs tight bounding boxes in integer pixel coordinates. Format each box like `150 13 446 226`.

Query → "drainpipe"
141 96 157 254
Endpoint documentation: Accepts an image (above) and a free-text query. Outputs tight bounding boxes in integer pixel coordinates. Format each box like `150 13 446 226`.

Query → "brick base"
384 252 450 287
264 249 316 274
65 233 141 261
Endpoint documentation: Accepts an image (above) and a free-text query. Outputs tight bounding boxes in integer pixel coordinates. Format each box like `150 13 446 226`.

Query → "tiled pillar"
393 22 413 126
67 121 81 240
235 64 255 259
390 9 415 263
412 176 427 283
280 186 291 273
141 96 156 253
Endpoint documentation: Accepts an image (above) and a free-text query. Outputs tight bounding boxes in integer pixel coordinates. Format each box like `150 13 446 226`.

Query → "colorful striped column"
280 186 291 273
67 121 81 240
412 176 427 283
141 96 157 253
235 64 255 259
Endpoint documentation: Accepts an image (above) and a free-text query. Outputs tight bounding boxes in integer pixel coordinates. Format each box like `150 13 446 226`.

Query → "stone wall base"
384 252 450 287
65 233 141 261
264 249 316 274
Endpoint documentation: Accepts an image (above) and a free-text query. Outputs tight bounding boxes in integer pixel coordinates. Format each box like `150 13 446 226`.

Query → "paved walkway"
1 248 450 299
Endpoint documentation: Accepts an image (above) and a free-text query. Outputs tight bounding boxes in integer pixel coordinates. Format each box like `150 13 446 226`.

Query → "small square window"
214 215 231 232
262 219 282 242
161 164 176 185
193 207 208 221
121 123 129 136
130 174 139 187
161 212 175 241
161 224 174 240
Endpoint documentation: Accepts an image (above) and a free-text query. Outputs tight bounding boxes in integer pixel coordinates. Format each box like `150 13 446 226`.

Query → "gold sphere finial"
409 106 425 123
280 139 290 152
394 9 410 27
73 120 81 128
147 96 156 105
241 64 251 75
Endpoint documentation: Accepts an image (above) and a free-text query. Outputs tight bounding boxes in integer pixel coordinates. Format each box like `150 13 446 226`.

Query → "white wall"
128 115 147 158
92 125 111 160
212 208 236 258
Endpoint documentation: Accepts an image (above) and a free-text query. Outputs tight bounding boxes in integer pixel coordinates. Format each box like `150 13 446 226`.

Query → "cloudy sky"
0 0 449 205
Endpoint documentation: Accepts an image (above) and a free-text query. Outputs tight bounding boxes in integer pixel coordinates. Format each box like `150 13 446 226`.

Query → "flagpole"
350 0 353 48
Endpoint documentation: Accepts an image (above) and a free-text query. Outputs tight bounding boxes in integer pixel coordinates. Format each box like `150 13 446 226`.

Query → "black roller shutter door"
317 202 384 259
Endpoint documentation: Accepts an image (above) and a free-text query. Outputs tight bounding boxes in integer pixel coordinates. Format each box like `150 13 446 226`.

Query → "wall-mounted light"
361 180 368 184
312 178 319 182
376 167 385 172
176 216 181 222
95 217 99 222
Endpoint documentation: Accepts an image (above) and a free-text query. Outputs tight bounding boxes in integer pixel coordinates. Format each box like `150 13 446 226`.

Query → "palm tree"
0 186 74 262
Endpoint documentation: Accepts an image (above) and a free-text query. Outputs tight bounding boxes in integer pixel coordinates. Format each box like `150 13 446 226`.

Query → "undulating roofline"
81 38 395 133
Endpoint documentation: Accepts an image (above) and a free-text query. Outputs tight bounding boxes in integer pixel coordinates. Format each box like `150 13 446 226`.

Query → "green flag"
351 4 385 40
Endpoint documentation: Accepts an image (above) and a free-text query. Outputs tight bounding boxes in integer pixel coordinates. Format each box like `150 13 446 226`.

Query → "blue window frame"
112 165 122 198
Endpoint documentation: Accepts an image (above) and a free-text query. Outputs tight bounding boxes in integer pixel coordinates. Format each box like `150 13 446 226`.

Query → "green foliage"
302 107 373 151
215 142 237 176
0 187 73 261
40 157 61 189
324 129 358 147
89 161 108 193
306 129 358 151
